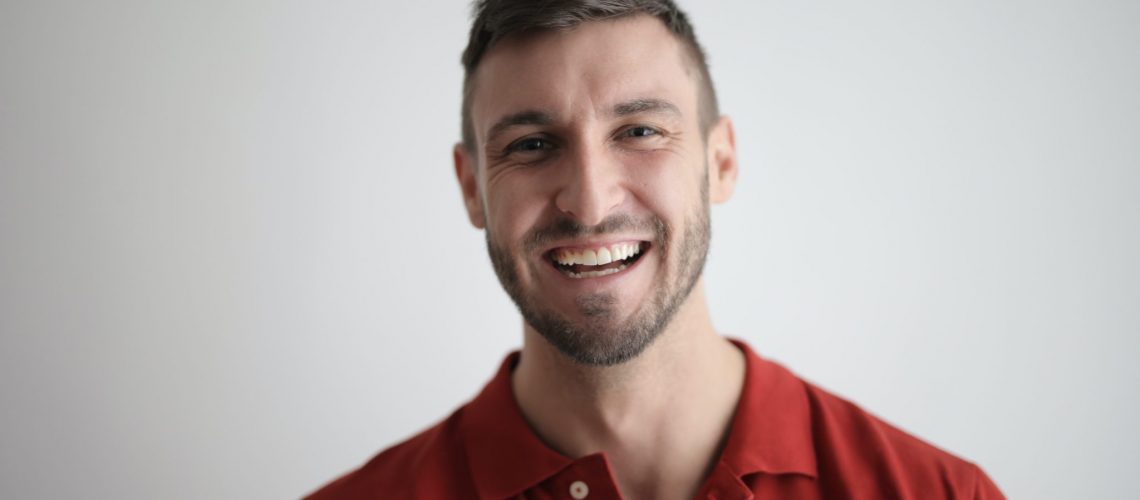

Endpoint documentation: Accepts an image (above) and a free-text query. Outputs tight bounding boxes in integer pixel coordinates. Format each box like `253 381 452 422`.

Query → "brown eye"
509 137 553 152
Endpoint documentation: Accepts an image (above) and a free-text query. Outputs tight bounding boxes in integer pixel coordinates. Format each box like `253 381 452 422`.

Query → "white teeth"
554 242 644 266
596 248 612 265
582 249 598 266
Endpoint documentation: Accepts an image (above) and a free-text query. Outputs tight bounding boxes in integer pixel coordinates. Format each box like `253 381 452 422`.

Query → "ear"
453 143 486 228
705 115 738 204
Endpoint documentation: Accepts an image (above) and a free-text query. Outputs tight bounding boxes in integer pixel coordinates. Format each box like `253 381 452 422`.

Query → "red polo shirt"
307 340 1004 499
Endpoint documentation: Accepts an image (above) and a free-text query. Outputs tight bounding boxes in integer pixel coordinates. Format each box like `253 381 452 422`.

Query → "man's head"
453 0 738 366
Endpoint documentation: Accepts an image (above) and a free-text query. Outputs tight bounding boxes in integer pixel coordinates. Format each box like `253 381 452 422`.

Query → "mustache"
523 214 667 254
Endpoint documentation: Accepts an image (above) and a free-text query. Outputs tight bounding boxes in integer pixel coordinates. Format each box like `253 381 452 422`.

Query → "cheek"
484 181 548 247
626 161 699 218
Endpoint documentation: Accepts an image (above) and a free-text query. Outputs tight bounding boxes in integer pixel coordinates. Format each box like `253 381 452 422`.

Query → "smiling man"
307 1 1004 499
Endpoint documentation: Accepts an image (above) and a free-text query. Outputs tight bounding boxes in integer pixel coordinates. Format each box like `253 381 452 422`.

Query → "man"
308 0 1004 498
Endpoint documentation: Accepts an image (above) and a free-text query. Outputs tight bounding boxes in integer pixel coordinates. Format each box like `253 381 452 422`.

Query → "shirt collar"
460 352 573 499
460 339 817 499
719 338 818 478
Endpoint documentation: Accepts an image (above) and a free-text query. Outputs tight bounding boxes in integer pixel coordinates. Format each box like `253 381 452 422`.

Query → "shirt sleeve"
971 463 1006 500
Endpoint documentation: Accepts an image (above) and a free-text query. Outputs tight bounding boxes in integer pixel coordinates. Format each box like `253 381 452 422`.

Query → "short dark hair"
460 0 720 152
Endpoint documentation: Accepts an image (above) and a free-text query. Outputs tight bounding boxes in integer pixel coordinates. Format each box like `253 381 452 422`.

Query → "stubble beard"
486 179 711 366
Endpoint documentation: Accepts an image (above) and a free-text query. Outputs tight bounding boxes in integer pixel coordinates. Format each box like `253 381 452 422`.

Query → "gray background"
2 0 1137 498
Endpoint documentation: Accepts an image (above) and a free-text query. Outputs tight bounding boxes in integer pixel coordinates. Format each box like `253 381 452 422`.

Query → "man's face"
456 15 733 365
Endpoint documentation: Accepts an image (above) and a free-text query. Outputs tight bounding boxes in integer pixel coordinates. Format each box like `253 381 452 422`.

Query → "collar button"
569 480 589 499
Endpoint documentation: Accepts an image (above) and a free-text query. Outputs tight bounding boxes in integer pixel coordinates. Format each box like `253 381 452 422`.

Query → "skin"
453 14 744 500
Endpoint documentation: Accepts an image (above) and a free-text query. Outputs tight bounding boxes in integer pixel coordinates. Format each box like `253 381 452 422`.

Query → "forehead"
469 14 699 140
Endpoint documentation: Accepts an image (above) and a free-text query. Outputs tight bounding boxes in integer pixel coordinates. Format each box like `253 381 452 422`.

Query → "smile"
547 241 648 279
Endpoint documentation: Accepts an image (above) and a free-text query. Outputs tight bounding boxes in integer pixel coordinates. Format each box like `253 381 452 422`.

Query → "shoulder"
802 380 1004 499
303 408 476 500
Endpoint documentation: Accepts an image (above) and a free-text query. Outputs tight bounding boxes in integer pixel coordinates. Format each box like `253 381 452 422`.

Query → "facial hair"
486 177 711 366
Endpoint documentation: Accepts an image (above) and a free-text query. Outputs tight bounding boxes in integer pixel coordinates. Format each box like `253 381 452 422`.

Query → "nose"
554 142 625 226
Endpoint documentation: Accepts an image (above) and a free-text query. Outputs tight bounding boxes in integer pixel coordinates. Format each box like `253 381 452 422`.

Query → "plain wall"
1 0 1137 498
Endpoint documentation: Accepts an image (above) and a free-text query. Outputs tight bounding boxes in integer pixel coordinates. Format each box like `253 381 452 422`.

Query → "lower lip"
546 247 649 284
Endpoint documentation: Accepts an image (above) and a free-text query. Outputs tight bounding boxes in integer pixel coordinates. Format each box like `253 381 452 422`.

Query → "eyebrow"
485 110 554 146
482 98 682 147
611 98 682 118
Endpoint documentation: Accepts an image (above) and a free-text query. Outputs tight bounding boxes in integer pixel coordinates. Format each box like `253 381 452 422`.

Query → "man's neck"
511 283 747 500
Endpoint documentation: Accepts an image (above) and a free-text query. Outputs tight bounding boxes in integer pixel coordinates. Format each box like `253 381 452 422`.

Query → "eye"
508 137 554 153
623 126 659 138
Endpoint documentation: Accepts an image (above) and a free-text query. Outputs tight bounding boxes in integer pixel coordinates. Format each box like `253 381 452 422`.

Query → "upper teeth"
554 243 642 266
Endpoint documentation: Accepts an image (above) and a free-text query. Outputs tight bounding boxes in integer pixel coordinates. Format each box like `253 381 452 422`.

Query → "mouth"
545 241 649 279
